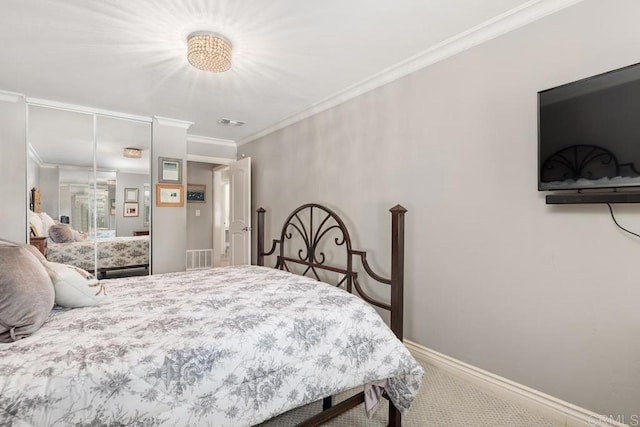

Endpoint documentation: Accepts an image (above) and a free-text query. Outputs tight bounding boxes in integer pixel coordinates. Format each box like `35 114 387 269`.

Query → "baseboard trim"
404 340 627 427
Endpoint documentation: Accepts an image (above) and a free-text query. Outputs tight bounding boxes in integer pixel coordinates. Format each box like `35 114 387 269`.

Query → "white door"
212 167 228 267
229 157 251 265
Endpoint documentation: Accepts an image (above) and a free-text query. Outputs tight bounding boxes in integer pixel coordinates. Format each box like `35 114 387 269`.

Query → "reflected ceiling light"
123 147 142 159
187 32 232 73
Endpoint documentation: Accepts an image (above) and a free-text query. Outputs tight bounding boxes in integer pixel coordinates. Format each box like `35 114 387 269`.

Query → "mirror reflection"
27 105 151 278
58 168 115 234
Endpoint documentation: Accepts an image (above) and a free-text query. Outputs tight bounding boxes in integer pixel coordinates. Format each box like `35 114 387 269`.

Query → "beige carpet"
258 359 562 427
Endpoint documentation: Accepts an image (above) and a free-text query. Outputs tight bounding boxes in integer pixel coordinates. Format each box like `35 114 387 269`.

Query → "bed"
2 203 423 426
46 235 149 277
28 207 150 277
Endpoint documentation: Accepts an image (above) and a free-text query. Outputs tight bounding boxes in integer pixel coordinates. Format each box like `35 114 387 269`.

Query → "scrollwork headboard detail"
541 144 640 183
257 203 406 339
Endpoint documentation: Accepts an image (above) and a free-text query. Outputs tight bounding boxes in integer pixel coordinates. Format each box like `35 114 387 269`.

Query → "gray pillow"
48 224 74 243
0 240 55 342
24 243 48 265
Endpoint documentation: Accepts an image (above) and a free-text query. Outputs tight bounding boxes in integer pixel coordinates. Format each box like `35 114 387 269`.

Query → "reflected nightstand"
29 236 47 256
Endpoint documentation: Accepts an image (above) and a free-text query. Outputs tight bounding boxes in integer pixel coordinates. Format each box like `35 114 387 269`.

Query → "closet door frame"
26 98 152 276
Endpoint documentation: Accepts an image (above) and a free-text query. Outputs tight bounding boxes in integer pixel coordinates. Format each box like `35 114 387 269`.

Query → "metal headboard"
256 203 406 339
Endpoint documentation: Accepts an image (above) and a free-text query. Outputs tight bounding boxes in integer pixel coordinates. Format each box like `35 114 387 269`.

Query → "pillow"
72 229 87 242
48 224 75 243
44 262 110 308
24 243 48 265
0 240 55 343
28 210 45 237
38 212 56 237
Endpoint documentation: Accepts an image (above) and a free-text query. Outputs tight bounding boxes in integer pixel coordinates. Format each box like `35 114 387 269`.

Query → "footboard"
256 203 407 426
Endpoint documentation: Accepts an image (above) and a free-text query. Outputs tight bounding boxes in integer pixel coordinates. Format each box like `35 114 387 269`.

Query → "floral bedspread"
0 265 423 427
46 235 149 271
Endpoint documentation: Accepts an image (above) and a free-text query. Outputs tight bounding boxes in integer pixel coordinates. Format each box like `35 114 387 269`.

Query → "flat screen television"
538 62 640 191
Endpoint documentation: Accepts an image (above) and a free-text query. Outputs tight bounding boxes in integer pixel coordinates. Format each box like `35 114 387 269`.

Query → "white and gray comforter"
0 265 423 426
46 236 149 272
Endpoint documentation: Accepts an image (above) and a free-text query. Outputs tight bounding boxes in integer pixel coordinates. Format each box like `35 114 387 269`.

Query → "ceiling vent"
217 118 246 127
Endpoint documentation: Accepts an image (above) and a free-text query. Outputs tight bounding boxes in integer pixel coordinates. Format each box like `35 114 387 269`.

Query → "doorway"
212 166 230 267
186 156 250 269
186 161 217 269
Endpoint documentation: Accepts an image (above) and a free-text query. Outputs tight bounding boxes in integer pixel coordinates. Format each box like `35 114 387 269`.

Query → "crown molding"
154 116 194 129
237 0 584 146
116 169 150 175
186 154 234 165
0 90 24 103
187 134 236 147
27 144 43 166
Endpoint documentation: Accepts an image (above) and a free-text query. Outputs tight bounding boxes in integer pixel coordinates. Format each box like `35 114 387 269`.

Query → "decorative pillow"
24 243 48 265
0 240 55 343
72 229 87 242
48 224 75 243
28 210 45 236
38 212 56 237
44 262 110 308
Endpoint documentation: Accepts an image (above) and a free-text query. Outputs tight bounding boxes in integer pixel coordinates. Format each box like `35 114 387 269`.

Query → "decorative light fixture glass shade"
123 147 142 159
187 32 232 72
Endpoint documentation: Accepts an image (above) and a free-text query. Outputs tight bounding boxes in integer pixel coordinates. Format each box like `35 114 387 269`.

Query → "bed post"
257 207 266 267
389 204 406 340
389 204 406 427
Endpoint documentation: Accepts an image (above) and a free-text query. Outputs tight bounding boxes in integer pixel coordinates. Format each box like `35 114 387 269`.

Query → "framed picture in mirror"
124 188 138 203
124 202 139 217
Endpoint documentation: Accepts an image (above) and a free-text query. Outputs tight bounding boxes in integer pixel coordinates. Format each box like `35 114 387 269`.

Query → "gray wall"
0 95 26 243
115 172 149 237
39 166 59 220
151 119 188 274
27 150 40 197
240 0 640 419
186 161 214 250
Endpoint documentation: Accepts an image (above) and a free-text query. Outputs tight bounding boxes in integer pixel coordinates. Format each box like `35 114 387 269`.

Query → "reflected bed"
46 235 149 277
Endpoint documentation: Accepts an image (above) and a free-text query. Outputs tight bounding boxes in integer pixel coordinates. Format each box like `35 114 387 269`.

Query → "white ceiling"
0 0 580 144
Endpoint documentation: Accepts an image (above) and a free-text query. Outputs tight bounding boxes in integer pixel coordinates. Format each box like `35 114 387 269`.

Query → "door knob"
242 226 249 231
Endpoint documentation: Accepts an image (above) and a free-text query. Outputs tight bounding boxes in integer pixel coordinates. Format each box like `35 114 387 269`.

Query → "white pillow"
38 212 56 237
44 262 110 308
28 210 45 236
72 229 87 242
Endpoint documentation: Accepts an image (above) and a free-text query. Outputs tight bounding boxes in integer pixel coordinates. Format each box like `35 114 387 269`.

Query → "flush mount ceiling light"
123 147 142 159
187 32 232 73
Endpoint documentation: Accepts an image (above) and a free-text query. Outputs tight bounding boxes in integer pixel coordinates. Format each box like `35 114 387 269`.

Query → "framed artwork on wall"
156 184 184 207
158 157 182 184
186 184 206 202
123 202 139 217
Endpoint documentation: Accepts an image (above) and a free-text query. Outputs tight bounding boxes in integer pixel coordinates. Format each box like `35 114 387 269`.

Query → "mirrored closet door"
27 103 151 278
